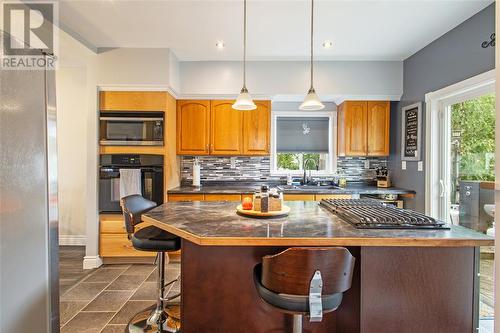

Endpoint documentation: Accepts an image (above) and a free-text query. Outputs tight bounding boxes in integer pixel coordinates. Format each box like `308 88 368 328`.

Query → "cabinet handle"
206 144 209 152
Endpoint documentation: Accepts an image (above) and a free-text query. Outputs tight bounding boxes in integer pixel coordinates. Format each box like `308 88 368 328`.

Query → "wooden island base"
180 240 477 333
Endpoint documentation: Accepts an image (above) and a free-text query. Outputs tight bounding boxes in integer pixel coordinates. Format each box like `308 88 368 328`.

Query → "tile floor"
59 247 180 333
60 247 494 332
59 246 96 295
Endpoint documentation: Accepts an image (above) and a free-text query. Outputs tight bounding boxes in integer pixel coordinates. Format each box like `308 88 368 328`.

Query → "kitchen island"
143 201 493 333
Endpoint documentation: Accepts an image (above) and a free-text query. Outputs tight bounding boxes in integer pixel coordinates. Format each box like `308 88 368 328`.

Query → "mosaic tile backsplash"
337 157 387 181
180 156 387 183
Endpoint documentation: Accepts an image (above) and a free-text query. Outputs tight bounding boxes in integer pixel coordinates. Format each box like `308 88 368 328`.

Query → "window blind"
276 117 329 153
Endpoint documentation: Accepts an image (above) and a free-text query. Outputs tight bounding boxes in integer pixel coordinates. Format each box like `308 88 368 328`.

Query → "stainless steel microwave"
99 112 164 146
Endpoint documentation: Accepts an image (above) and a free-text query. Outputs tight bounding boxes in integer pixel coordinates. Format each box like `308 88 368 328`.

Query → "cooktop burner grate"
319 199 450 230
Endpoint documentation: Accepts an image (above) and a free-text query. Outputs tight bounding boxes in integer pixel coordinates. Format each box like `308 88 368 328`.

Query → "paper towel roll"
193 163 201 187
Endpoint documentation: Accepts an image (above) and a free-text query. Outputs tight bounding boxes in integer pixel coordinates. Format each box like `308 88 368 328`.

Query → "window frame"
424 69 495 218
270 110 337 176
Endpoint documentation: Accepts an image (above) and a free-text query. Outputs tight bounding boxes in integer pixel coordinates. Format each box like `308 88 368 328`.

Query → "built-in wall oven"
100 111 164 146
99 154 164 213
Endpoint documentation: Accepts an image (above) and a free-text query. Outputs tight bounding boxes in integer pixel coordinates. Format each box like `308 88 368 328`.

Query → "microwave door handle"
100 117 163 121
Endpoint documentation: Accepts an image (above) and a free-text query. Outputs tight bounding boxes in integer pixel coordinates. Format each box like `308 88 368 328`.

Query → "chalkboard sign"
401 102 422 161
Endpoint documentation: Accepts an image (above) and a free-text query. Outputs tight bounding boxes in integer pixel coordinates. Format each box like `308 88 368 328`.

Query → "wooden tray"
236 204 291 218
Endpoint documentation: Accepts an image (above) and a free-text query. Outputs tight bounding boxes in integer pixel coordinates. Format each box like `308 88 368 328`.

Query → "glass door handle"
439 179 445 198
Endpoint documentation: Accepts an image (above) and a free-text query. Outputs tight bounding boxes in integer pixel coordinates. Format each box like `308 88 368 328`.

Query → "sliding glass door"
437 91 495 332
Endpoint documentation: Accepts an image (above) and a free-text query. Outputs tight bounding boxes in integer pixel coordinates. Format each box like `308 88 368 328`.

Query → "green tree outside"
277 153 321 171
277 153 300 170
451 93 495 181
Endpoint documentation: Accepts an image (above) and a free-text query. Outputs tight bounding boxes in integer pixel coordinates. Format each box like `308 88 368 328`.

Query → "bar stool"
253 247 355 333
121 194 181 333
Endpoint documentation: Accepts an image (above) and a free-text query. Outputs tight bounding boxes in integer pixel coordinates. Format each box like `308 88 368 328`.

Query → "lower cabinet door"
204 194 242 201
168 194 205 202
100 214 127 233
283 194 316 201
100 234 156 257
315 194 353 200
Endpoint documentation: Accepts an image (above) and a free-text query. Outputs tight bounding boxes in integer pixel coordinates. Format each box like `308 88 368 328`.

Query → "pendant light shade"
233 0 256 111
233 86 256 110
299 0 324 111
300 87 324 111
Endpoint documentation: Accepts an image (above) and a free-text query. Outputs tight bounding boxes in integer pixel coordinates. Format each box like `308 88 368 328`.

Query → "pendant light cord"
243 0 247 90
310 0 314 90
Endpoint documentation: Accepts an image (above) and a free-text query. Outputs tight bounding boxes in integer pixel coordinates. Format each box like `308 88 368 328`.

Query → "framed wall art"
401 102 422 161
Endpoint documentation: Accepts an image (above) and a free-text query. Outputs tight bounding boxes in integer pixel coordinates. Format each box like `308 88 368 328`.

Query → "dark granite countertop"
168 185 262 194
142 201 493 247
168 184 415 196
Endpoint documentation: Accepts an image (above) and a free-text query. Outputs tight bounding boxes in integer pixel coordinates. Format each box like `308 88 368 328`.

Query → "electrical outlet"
418 161 423 171
364 159 370 169
230 157 236 169
401 161 407 170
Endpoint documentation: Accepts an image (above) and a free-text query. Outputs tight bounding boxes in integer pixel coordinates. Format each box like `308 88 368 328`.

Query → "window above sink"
270 109 337 176
277 152 329 172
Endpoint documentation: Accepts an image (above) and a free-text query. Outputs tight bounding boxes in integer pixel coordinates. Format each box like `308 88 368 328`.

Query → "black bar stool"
253 247 355 333
121 194 181 333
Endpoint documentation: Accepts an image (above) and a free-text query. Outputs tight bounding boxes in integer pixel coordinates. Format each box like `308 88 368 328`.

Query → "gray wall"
389 3 495 212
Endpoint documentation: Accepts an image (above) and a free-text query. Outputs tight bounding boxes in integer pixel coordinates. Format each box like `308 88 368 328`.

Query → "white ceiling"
58 0 493 61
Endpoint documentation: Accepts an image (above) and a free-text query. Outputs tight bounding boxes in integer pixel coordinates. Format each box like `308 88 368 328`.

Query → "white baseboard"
59 235 86 246
83 255 103 270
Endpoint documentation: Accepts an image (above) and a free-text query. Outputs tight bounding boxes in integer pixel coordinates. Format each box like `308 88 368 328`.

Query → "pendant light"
299 0 325 111
232 0 257 111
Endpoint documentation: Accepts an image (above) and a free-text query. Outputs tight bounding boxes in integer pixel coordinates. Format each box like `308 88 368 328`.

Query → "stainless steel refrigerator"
0 52 59 332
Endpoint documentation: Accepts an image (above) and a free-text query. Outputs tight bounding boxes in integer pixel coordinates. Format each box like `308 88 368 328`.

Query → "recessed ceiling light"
322 41 333 49
216 41 225 49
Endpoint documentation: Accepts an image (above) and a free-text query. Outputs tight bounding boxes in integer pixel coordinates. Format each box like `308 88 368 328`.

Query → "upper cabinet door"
242 101 271 156
345 101 368 156
210 101 243 155
367 101 390 156
100 91 166 111
176 100 211 155
337 103 346 156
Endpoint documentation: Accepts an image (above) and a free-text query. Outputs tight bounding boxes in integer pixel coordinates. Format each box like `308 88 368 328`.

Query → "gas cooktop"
320 199 450 230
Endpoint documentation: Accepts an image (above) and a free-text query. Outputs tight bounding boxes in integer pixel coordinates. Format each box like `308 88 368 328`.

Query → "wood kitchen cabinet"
210 100 243 155
242 101 271 155
99 91 166 111
177 100 211 155
367 101 390 156
204 194 242 201
176 100 271 156
283 194 316 201
169 193 354 202
99 214 156 258
168 194 205 202
99 213 180 260
338 100 390 156
338 101 368 156
284 194 353 201
168 193 246 202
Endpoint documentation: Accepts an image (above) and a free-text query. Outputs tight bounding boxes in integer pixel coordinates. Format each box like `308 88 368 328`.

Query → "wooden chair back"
261 247 355 295
121 194 156 235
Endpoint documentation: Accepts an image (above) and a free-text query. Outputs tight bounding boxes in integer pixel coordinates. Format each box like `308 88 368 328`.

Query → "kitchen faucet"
302 157 318 185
